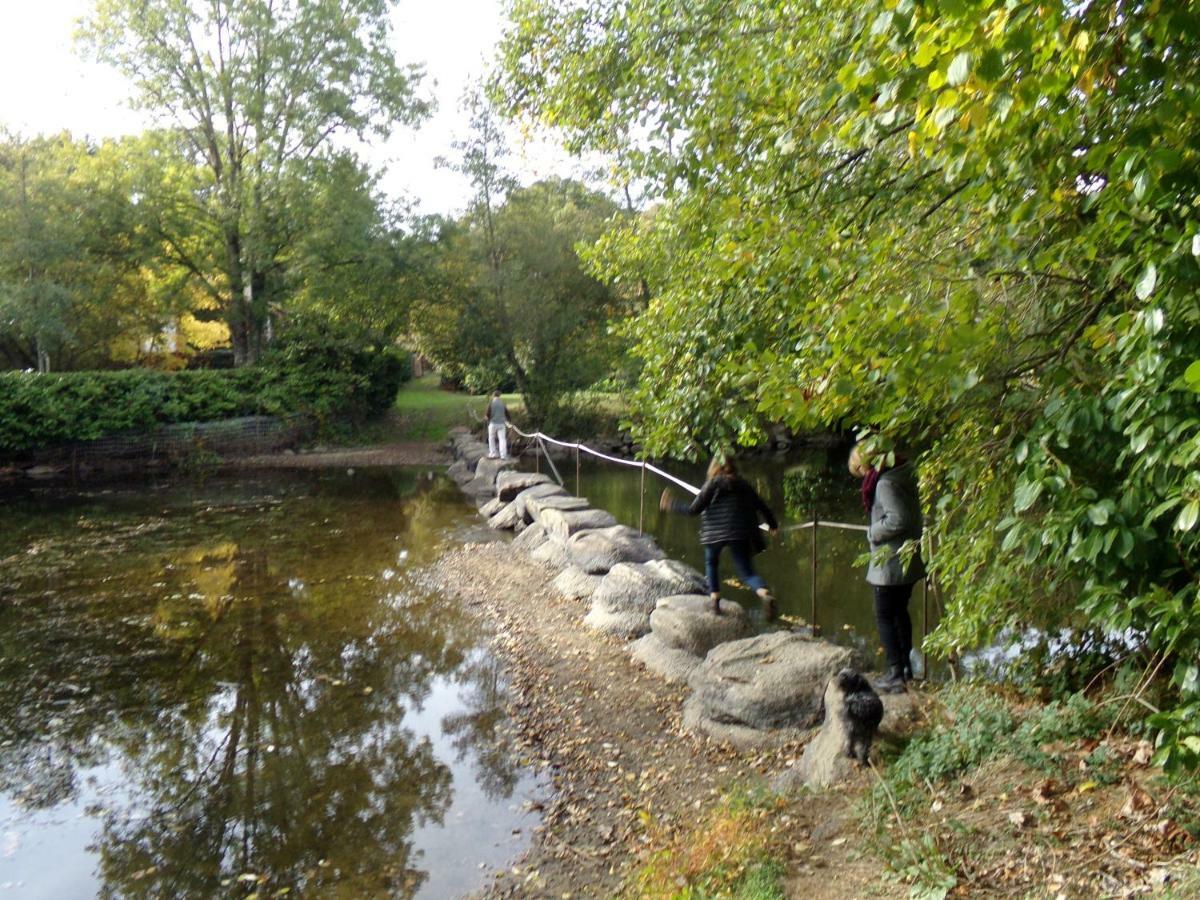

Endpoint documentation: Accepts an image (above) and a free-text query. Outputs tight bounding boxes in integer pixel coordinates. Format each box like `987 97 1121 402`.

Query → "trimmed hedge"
0 348 411 455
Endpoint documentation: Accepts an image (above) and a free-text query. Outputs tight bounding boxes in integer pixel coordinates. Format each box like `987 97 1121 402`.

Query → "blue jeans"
704 541 767 595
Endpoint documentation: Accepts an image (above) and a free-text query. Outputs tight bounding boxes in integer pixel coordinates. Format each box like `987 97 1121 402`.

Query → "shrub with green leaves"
870 686 1118 821
0 343 410 455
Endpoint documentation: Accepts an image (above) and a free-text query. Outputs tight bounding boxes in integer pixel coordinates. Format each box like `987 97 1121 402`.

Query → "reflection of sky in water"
405 675 542 900
0 469 544 898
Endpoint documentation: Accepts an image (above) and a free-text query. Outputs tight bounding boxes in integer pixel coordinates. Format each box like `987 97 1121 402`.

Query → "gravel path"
420 542 888 899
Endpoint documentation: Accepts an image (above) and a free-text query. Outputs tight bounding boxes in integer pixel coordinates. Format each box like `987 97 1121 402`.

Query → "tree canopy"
0 132 163 371
497 0 1200 765
80 0 430 364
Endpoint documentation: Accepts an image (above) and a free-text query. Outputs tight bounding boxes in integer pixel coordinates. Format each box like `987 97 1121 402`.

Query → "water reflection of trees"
441 650 521 801
0 471 523 898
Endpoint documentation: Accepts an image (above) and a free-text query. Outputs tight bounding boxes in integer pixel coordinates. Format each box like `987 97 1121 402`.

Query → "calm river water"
0 469 542 899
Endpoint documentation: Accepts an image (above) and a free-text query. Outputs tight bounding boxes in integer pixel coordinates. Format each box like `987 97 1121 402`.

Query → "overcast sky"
0 0 590 216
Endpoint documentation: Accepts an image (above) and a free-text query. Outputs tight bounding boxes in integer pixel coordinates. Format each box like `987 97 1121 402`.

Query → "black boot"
874 666 907 694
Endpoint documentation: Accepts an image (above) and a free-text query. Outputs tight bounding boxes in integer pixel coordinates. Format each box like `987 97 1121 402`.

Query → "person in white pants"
485 390 510 459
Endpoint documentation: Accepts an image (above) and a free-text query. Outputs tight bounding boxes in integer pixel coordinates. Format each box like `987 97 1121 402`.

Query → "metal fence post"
922 529 934 680
922 578 930 681
811 516 819 635
575 444 581 496
638 460 646 534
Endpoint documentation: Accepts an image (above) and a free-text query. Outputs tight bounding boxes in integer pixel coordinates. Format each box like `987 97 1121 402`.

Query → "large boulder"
583 606 654 639
630 633 704 684
585 560 708 638
530 535 572 569
511 487 571 520
592 560 704 615
553 566 603 601
777 682 918 791
495 470 553 502
464 457 518 498
512 522 549 554
473 456 518 486
525 493 590 524
644 558 708 592
686 632 853 739
649 595 749 657
478 497 506 518
539 507 618 542
460 442 490 467
566 525 666 574
790 674 873 789
487 502 525 530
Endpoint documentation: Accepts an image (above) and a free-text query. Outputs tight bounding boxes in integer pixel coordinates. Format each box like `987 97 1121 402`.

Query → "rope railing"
497 420 938 663
507 423 869 533
509 423 701 495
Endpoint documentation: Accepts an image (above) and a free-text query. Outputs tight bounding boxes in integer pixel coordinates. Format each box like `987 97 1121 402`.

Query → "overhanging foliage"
496 0 1200 765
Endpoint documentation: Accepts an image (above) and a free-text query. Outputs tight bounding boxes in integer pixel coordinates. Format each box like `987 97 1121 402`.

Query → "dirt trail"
421 542 892 899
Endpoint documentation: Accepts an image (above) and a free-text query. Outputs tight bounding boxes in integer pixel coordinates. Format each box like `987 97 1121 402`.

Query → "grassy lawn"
387 374 628 443
391 374 526 442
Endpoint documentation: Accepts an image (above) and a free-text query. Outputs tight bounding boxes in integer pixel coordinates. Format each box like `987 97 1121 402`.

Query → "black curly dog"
836 668 884 765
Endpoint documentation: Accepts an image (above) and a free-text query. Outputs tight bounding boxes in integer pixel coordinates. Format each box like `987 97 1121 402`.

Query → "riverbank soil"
233 439 449 468
233 376 499 469
421 542 892 899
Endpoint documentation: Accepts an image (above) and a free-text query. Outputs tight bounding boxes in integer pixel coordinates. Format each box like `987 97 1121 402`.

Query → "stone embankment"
446 427 914 781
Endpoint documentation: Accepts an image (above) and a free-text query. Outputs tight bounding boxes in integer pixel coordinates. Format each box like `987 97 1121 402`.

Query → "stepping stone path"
445 429 885 759
650 595 750 657
496 470 553 501
585 560 706 638
567 525 665 574
553 565 603 601
539 507 618 541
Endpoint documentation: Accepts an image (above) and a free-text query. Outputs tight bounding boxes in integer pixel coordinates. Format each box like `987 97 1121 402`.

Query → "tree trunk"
36 336 50 373
226 232 264 367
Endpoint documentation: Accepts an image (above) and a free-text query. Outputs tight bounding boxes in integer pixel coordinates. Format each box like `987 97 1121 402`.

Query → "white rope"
509 424 701 495
781 520 869 533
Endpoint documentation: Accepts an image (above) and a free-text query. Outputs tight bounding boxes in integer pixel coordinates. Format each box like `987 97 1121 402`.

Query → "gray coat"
866 462 926 586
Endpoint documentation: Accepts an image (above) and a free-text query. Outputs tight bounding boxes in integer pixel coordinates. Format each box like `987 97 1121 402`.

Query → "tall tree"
81 0 429 364
287 154 416 347
408 170 625 425
0 132 160 371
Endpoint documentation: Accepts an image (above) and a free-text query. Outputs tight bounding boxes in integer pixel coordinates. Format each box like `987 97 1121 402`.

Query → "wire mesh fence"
6 415 308 473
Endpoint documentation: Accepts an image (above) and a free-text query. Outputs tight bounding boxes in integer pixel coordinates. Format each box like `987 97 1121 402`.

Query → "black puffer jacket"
675 475 778 545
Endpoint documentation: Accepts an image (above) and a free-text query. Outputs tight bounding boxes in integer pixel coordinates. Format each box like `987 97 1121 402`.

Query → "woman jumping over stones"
660 454 779 619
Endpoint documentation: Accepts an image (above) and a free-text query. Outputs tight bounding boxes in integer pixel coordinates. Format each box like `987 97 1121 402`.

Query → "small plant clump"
628 789 788 899
864 684 1200 898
